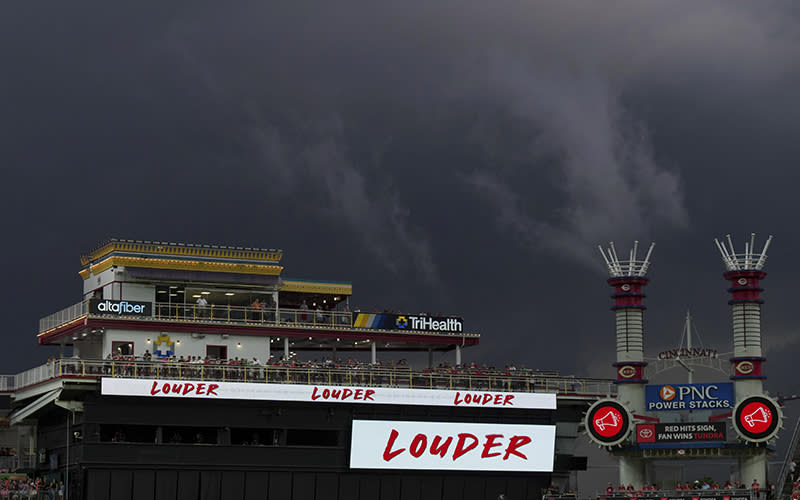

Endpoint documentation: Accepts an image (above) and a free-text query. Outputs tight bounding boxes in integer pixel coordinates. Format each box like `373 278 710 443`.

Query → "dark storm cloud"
2 0 800 396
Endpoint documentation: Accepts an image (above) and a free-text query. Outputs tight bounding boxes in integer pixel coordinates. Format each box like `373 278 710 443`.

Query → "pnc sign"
645 383 734 411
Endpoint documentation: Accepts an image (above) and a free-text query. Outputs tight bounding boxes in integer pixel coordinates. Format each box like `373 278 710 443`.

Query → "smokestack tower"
714 233 772 400
715 233 774 486
599 240 654 487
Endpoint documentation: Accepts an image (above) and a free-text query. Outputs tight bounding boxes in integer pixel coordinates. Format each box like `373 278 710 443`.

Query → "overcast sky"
2 1 800 399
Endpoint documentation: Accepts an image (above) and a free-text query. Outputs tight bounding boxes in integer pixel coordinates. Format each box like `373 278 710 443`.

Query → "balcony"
3 359 616 399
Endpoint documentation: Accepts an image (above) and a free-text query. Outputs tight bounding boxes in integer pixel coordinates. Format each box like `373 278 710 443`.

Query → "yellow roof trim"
281 280 352 296
81 239 282 266
82 255 283 278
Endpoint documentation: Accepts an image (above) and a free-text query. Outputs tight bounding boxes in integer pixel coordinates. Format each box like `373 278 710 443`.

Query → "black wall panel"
200 471 222 500
177 470 200 500
292 472 316 500
244 471 268 500
380 474 401 500
109 470 133 500
338 474 359 499
399 475 421 500
462 476 486 500
314 472 339 500
359 476 380 500
132 469 155 500
86 469 110 500
222 471 245 500
419 476 443 500
268 472 292 498
156 470 178 500
441 476 464 500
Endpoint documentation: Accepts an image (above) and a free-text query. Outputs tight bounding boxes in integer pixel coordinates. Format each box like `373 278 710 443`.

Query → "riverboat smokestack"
714 233 772 399
598 240 654 487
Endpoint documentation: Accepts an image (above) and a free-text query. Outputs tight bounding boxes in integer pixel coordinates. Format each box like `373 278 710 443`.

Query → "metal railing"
152 302 353 328
776 413 800 500
584 490 755 500
0 375 14 393
37 300 358 334
8 359 617 397
13 364 56 391
38 301 88 333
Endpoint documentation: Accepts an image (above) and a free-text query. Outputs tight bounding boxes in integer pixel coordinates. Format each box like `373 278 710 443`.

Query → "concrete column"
455 345 462 366
266 337 271 363
371 342 376 364
619 456 646 489
284 337 290 361
739 452 767 487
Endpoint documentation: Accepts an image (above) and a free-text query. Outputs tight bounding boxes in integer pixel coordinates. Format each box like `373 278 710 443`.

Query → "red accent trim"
38 317 480 348
633 414 660 422
709 412 732 421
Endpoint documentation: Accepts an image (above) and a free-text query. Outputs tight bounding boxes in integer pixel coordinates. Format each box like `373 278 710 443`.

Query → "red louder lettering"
150 381 160 395
453 433 478 460
206 384 219 396
503 435 531 460
311 386 321 400
429 435 453 458
382 429 405 462
364 389 375 401
409 434 427 458
196 383 206 395
182 383 195 395
482 434 503 458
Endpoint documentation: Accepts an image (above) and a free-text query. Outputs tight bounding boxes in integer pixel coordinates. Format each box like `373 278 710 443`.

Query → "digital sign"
585 399 632 446
645 383 733 411
732 395 781 443
102 378 557 409
349 420 555 471
636 422 726 444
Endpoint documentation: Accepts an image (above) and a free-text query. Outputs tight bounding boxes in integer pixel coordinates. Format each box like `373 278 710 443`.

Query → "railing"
9 359 617 397
776 413 800 500
14 364 56 391
38 301 88 333
152 302 353 329
0 455 17 472
586 489 755 500
37 300 359 334
0 375 14 392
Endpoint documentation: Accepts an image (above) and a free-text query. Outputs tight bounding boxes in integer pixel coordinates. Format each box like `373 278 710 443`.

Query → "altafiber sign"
645 383 734 411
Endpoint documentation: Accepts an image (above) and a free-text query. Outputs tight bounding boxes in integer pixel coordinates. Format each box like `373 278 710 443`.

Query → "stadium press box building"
0 239 608 500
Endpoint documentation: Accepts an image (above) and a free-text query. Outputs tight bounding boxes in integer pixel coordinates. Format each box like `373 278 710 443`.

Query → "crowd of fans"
0 478 63 498
0 449 15 457
55 353 571 391
599 479 775 499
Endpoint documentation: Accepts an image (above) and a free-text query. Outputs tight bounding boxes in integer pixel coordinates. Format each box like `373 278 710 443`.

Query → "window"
206 345 227 360
111 341 134 356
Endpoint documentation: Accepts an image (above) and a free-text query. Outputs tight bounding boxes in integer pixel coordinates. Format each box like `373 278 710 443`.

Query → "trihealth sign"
350 420 555 471
101 378 556 409
89 299 152 316
353 313 464 333
645 383 733 411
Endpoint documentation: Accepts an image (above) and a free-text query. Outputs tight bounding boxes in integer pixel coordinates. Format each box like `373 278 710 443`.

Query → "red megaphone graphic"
744 406 770 428
594 410 621 431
